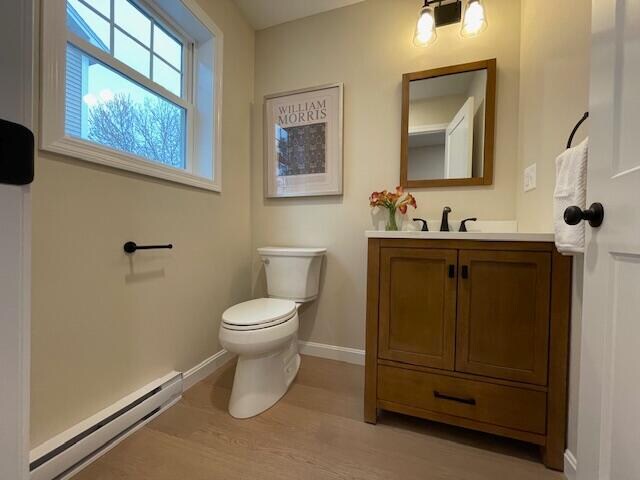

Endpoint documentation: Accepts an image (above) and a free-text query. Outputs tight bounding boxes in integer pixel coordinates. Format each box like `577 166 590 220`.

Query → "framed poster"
264 83 343 197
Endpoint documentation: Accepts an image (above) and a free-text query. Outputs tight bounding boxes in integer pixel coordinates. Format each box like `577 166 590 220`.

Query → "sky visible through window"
68 0 183 98
84 58 166 111
66 0 187 169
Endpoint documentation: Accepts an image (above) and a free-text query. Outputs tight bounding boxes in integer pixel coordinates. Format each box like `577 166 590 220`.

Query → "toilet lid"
222 298 297 327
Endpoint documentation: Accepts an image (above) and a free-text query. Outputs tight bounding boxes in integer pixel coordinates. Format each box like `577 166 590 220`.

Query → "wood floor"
73 356 566 480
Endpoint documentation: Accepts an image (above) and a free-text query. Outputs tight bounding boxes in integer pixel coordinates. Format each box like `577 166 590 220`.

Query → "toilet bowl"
219 247 326 419
219 298 300 418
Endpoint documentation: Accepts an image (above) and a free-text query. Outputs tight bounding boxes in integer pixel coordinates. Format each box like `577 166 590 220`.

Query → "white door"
444 96 474 179
0 1 33 479
577 1 640 479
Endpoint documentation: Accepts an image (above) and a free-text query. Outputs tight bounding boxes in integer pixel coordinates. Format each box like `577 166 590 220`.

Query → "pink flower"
368 187 417 214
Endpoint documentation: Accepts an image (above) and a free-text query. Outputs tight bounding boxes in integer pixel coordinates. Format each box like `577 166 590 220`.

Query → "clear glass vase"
386 207 399 231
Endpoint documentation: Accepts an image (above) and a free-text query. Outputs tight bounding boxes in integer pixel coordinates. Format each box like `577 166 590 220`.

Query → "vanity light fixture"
413 3 437 47
461 0 488 37
413 0 488 47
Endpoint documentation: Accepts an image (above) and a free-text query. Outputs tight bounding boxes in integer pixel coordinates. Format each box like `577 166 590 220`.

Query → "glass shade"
461 0 488 38
413 5 437 47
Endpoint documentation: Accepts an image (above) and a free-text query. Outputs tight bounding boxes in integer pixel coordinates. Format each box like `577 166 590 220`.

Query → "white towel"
554 137 588 255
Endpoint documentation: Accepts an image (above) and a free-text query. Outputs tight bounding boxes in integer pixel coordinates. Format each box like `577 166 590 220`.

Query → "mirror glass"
406 68 489 182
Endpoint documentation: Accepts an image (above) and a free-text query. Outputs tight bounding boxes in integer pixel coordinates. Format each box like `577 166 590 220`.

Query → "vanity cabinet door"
455 250 551 385
378 248 457 370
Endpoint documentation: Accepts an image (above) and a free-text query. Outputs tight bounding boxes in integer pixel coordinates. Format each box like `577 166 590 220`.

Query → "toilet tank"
258 247 326 302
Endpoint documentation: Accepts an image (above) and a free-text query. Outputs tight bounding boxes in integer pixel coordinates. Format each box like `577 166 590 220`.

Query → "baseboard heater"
30 372 183 480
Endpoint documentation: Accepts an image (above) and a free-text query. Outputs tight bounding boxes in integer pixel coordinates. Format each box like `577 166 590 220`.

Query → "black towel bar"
567 112 589 148
123 242 173 254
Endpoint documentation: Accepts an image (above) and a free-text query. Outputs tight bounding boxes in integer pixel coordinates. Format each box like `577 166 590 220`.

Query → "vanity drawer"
377 365 547 434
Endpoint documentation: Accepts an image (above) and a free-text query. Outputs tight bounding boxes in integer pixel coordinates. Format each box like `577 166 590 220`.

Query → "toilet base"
228 335 300 419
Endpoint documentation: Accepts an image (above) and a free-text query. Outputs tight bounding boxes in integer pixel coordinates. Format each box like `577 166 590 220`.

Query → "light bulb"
461 0 487 38
413 5 437 47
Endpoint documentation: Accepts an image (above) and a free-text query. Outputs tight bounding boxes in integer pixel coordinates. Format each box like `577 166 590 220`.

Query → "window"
42 0 223 191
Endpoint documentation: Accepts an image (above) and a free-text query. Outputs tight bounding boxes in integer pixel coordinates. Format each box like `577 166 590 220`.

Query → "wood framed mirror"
400 59 496 188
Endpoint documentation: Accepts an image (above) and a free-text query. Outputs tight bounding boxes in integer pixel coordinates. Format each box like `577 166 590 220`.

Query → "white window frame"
41 0 223 191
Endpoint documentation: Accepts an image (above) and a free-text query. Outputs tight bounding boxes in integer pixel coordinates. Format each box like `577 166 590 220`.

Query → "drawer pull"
433 390 476 405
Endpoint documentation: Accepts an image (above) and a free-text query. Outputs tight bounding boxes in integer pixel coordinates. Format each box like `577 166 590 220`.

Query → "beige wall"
30 0 254 447
408 145 446 180
251 0 522 350
409 95 466 127
516 0 591 232
516 0 592 459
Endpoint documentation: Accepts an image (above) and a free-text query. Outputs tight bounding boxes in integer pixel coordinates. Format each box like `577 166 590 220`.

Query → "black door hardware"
459 218 477 232
461 265 469 279
564 203 604 228
124 242 173 254
413 218 429 231
0 118 34 185
433 390 476 406
448 264 455 278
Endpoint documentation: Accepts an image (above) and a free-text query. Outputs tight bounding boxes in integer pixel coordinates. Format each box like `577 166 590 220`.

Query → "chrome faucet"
440 206 452 232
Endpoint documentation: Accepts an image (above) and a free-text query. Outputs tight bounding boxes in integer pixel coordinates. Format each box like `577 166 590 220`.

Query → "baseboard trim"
30 372 182 480
55 396 181 480
183 349 235 390
564 449 577 479
29 350 234 480
298 340 365 366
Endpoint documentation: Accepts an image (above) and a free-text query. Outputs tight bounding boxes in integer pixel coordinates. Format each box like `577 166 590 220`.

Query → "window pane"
65 44 187 170
153 25 182 71
114 29 150 77
85 0 110 18
114 0 151 47
153 56 181 96
67 0 110 52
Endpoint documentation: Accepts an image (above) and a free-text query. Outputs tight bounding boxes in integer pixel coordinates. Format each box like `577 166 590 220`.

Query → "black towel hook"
567 112 589 148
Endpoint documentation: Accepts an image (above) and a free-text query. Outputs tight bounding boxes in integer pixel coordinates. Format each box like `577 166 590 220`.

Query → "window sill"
42 137 221 192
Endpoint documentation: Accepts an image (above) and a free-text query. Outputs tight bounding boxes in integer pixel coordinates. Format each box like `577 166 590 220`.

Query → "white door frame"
0 1 34 479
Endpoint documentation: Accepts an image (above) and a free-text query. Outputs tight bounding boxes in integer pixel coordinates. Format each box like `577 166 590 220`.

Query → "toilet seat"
222 298 297 331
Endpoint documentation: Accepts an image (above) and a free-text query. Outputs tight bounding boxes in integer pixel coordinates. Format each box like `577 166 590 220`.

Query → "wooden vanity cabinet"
365 239 572 471
456 250 552 385
378 248 457 370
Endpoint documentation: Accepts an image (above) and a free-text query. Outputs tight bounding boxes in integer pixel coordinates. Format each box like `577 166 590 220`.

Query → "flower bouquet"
369 186 417 231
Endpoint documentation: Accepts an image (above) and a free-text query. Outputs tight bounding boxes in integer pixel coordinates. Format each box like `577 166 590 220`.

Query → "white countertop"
365 231 555 242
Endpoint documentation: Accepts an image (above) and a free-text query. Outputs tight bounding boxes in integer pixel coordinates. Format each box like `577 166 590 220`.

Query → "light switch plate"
524 163 537 192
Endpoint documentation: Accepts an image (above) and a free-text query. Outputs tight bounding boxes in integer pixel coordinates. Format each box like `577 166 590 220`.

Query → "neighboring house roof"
67 4 109 52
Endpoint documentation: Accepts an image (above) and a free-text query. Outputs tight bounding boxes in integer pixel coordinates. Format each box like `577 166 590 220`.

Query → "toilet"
219 246 326 418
